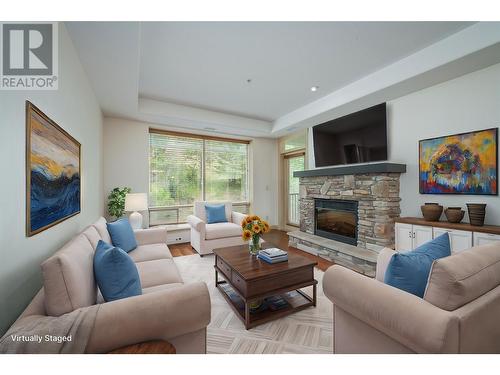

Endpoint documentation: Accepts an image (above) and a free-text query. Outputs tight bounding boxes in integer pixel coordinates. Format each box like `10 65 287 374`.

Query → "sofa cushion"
142 283 183 294
205 222 242 240
41 234 97 316
92 217 112 244
93 240 142 302
384 233 451 297
128 243 173 263
424 243 500 311
194 201 231 223
135 259 183 288
205 204 228 224
82 225 102 250
106 218 137 252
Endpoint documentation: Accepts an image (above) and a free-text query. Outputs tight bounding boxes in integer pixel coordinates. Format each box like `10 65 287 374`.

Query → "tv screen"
313 103 388 167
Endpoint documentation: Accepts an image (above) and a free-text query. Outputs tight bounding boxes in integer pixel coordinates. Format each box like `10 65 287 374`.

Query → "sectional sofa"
8 217 211 353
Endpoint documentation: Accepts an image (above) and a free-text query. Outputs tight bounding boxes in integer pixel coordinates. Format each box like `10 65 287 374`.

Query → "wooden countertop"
395 217 500 235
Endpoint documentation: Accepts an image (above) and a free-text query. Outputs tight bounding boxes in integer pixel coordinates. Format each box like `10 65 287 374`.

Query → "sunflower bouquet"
241 215 271 255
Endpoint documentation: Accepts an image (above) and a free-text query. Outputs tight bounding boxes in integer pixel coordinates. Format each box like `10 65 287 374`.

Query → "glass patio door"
286 153 305 226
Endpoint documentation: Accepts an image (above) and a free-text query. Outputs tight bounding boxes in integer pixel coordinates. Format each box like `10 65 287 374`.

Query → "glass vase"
249 235 261 255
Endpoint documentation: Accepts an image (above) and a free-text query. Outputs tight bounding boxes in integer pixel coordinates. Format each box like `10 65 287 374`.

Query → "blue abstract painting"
26 102 81 236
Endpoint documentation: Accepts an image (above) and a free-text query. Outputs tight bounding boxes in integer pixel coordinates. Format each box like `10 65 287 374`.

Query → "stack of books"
258 248 288 264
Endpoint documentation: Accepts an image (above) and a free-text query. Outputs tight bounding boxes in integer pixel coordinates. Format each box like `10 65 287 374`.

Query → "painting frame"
26 101 81 237
419 127 498 195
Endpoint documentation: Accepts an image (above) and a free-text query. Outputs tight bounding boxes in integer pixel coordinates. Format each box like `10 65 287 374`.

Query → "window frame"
148 128 251 225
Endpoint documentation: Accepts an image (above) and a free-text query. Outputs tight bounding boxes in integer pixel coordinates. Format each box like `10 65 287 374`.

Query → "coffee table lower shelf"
215 275 317 330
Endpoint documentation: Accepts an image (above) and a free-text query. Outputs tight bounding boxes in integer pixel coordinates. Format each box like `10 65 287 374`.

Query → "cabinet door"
473 232 500 247
434 228 473 253
412 225 433 248
395 223 413 251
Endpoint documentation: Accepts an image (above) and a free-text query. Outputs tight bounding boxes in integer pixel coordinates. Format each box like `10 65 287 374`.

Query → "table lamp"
125 193 148 229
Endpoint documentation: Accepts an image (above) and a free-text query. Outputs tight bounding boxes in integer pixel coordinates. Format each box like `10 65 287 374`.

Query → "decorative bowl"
444 208 465 223
421 204 443 221
467 203 487 226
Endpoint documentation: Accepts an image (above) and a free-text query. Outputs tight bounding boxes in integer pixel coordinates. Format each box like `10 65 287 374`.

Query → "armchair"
187 201 246 256
323 243 500 353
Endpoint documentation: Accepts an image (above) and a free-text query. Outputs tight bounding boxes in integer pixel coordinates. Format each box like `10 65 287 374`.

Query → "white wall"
103 118 279 226
306 63 500 225
249 138 279 224
389 63 500 225
0 24 103 335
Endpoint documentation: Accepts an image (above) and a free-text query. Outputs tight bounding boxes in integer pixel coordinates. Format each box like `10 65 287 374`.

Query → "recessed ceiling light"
310 86 319 92
246 79 252 83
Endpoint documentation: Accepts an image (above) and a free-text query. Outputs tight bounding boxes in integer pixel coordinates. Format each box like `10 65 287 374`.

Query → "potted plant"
241 215 271 255
107 187 132 220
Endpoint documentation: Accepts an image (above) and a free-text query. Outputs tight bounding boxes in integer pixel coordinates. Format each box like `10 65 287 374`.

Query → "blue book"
258 254 288 264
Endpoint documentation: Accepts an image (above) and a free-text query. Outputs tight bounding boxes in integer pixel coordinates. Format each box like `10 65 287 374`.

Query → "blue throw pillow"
106 218 137 252
384 233 451 297
93 240 142 302
205 204 227 224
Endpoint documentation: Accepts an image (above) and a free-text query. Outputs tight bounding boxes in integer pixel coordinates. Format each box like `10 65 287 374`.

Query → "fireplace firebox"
314 199 358 245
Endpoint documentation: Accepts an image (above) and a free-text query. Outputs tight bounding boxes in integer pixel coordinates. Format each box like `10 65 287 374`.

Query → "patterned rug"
174 254 333 354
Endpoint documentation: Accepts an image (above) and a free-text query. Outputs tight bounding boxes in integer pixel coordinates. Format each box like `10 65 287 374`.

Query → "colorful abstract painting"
26 102 81 236
419 128 498 195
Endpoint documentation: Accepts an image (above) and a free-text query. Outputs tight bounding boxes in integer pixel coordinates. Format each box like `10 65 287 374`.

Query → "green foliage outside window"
149 133 249 223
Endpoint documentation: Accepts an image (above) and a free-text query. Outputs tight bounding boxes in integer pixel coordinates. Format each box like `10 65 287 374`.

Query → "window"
279 129 307 153
149 130 249 224
286 154 305 225
279 129 307 228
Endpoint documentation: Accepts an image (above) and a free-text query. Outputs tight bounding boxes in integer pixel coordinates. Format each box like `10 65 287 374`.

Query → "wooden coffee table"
213 243 317 329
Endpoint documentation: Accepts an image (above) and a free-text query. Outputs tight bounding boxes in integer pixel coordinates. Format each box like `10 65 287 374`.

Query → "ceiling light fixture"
310 86 319 92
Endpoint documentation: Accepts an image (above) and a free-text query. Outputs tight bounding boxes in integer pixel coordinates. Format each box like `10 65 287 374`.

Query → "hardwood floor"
169 242 196 257
169 229 334 272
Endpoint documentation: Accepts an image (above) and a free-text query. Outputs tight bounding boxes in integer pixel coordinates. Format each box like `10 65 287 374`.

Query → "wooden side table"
109 340 176 354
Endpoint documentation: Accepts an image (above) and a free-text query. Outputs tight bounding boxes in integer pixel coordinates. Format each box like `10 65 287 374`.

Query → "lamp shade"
125 193 148 212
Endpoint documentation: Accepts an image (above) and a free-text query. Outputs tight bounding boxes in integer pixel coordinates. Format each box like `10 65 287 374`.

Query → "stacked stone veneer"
299 173 402 252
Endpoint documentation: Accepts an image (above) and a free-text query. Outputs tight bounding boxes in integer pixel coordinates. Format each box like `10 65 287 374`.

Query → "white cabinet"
395 223 433 251
395 223 413 251
395 219 500 254
473 232 500 247
433 228 472 253
413 225 434 248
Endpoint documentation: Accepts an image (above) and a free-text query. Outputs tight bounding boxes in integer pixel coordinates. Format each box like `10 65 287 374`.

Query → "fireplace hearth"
315 199 358 245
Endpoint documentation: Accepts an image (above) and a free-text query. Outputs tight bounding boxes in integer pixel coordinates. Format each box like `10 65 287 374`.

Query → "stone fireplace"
288 162 406 276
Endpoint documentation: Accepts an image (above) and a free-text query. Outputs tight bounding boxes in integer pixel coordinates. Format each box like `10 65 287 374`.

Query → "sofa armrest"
323 265 459 353
86 282 211 353
232 211 247 226
134 227 167 246
187 215 205 232
375 247 397 282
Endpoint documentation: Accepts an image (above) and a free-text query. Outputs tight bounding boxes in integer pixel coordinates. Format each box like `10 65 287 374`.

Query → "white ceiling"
65 21 500 138
139 22 471 121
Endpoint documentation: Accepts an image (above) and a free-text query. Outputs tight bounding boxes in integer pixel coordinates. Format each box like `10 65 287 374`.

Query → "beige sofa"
10 217 211 354
323 243 500 353
187 201 246 256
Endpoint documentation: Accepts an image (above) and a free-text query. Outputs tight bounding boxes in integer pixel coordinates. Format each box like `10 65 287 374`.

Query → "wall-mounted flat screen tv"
313 103 388 167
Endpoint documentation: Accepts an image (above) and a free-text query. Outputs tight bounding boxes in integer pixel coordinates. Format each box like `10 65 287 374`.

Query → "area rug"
174 254 333 354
